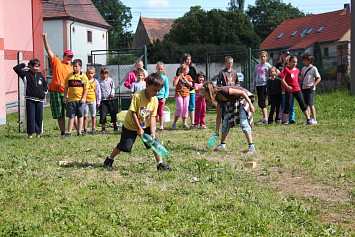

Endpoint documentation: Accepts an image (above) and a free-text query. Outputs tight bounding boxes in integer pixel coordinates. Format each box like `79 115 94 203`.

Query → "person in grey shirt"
130 68 147 99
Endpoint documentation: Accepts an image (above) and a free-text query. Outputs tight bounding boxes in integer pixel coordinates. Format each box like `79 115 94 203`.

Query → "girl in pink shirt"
194 72 207 129
280 56 312 125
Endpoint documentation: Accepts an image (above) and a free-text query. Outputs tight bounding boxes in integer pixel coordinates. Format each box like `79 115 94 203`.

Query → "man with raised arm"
42 31 74 136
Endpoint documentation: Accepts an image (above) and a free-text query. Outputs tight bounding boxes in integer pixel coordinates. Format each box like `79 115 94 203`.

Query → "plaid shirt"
227 89 255 129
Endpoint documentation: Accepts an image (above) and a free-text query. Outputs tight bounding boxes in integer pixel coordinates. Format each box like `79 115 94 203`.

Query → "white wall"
70 21 107 70
43 20 108 72
43 20 64 65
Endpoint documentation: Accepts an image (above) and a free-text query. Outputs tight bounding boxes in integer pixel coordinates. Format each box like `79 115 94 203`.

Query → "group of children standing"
253 51 321 126
13 42 321 171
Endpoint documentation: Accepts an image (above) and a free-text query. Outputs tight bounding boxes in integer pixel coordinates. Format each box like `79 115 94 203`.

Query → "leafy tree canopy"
148 6 260 62
246 0 305 41
92 0 133 49
165 6 260 48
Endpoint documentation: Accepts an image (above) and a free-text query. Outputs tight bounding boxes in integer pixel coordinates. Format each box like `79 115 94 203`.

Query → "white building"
42 0 110 72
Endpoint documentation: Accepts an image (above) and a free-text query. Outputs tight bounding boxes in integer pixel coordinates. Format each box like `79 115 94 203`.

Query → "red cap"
63 50 74 56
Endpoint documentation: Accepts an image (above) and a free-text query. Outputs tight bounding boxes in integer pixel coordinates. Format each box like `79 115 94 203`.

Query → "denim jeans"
26 99 43 135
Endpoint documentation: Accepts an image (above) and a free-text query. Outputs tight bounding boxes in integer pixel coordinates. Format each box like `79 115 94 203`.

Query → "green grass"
0 91 354 236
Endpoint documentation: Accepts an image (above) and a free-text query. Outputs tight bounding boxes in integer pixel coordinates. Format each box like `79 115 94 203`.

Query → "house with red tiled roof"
260 4 351 69
42 0 111 71
132 17 175 48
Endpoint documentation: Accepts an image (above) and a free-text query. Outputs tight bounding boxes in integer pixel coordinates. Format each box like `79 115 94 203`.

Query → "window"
87 55 93 64
306 27 314 34
87 30 92 43
324 47 329 57
300 28 308 37
277 32 285 39
291 30 299 37
317 25 326 33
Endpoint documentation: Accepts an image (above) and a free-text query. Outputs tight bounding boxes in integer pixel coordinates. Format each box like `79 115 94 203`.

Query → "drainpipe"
69 18 75 51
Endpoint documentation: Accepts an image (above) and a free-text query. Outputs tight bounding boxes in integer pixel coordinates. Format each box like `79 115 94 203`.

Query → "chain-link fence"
90 47 147 111
205 48 261 91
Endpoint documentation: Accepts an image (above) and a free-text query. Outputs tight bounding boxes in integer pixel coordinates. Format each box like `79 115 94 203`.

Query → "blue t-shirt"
156 73 169 99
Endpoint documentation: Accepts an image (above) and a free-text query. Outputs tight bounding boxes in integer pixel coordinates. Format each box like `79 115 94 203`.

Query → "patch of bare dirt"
257 167 355 230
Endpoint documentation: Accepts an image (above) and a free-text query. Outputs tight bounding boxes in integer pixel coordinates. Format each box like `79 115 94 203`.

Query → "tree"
165 6 260 48
92 0 133 49
228 0 245 11
148 6 260 63
313 42 323 71
246 0 305 41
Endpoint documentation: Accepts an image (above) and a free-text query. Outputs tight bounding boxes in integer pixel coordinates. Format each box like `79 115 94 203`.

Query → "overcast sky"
119 0 350 32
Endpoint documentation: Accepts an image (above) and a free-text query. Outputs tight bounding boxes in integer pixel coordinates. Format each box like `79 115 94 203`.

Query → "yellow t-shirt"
86 79 96 102
123 89 158 131
64 72 90 102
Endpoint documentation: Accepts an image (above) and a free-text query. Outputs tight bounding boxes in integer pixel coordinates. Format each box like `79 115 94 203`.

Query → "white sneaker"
214 143 226 151
247 144 256 154
172 123 177 130
182 123 189 128
257 119 268 125
312 119 318 125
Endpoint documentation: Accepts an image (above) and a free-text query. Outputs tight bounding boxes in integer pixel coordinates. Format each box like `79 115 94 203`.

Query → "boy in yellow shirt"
104 73 172 171
63 59 89 136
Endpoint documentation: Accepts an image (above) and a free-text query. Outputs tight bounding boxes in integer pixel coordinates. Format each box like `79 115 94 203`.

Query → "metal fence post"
248 47 252 91
143 45 147 70
17 51 25 133
205 53 209 80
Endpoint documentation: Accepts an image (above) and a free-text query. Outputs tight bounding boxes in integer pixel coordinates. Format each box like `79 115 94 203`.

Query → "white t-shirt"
301 65 320 90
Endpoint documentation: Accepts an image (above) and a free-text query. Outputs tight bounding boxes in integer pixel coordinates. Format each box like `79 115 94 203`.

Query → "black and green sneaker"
104 157 114 168
157 162 172 171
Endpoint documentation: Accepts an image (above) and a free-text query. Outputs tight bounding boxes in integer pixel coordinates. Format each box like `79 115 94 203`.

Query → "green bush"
319 66 337 81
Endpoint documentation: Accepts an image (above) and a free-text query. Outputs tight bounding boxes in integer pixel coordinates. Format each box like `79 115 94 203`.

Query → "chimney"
343 3 350 14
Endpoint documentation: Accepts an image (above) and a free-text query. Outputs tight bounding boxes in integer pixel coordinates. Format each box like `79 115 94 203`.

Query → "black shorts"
116 126 159 152
302 89 315 106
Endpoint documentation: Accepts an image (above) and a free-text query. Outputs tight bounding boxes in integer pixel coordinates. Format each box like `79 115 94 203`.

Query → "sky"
119 0 350 32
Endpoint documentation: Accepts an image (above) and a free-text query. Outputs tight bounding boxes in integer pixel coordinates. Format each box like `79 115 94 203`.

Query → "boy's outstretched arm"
42 31 54 61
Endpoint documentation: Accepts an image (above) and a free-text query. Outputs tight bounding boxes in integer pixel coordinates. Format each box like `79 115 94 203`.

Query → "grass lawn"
0 91 354 236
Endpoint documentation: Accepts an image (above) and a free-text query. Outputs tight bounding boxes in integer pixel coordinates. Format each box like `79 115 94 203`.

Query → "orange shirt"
174 75 192 97
48 55 73 93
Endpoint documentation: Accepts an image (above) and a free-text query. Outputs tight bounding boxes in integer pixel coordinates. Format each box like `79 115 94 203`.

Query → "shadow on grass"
169 146 209 153
61 161 103 169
